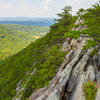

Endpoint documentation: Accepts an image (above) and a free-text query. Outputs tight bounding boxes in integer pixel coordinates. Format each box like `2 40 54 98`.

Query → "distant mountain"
0 17 54 26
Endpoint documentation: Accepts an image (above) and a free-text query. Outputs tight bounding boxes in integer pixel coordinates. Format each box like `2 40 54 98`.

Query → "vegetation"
0 24 48 60
64 1 100 50
18 45 66 99
90 48 98 56
63 30 80 39
83 81 97 100
83 39 97 50
79 1 100 47
0 6 75 100
0 1 100 100
81 2 100 41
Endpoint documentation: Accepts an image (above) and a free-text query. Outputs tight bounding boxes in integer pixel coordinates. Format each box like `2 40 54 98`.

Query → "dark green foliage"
0 6 74 100
21 45 66 98
50 6 76 35
83 81 97 100
90 48 98 56
80 29 91 35
0 1 99 99
81 1 100 43
64 2 100 51
63 30 80 39
76 8 85 17
63 29 91 39
83 39 97 50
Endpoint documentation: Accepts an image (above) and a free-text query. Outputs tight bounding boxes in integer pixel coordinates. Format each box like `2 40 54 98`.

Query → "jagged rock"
31 68 36 75
70 64 95 100
95 73 100 100
72 18 86 31
70 74 86 100
67 48 93 93
93 55 98 74
29 37 91 100
97 49 100 68
13 18 100 100
61 38 70 51
16 80 22 92
30 87 47 100
96 88 100 100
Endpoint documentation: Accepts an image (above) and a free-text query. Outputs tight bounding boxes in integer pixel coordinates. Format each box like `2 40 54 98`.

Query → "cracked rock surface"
13 19 100 100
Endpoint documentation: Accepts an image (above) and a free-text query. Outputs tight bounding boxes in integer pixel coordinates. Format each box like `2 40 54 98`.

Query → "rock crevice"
13 19 100 100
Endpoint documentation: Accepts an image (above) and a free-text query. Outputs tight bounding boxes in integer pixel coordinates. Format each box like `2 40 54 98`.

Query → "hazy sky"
0 0 99 18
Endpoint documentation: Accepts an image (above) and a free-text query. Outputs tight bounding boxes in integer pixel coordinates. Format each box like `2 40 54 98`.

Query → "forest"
0 1 100 100
0 24 48 60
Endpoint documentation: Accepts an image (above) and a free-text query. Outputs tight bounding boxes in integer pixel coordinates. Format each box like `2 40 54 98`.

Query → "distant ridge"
0 17 54 26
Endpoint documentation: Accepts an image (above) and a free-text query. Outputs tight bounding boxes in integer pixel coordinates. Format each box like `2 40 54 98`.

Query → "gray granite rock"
67 48 93 93
13 18 100 100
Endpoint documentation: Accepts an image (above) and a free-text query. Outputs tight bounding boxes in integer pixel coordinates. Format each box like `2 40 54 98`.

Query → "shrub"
63 30 80 39
83 81 97 100
83 39 97 50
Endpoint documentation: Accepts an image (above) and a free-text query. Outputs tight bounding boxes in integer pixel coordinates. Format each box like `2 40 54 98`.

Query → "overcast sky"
0 0 99 18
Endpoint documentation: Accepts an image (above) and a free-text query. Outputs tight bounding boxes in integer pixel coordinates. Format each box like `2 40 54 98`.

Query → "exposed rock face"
97 50 100 68
29 20 100 100
29 36 100 100
16 80 22 93
70 64 95 100
95 73 100 100
13 19 100 100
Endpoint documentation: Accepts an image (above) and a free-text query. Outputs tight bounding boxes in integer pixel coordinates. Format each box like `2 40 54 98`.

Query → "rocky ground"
13 19 100 100
29 37 100 100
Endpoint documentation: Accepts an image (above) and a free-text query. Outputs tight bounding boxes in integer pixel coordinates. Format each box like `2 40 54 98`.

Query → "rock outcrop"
29 37 100 100
13 19 100 100
29 19 100 100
